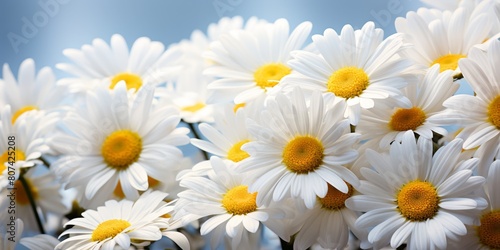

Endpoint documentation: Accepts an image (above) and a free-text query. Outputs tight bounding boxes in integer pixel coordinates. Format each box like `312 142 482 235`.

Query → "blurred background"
0 0 425 75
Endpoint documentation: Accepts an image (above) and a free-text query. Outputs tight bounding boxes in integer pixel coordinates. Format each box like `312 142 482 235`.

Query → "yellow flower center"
91 219 131 242
101 130 142 170
12 105 38 124
0 150 26 170
182 102 206 113
14 178 39 205
319 183 353 210
488 95 500 129
396 180 439 221
477 210 500 249
282 136 324 174
254 63 291 89
222 185 257 215
110 73 143 91
327 67 369 99
389 107 427 131
227 140 250 162
233 103 246 113
431 54 466 72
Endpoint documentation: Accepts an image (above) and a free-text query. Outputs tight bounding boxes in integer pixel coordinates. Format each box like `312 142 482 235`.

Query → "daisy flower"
56 34 180 93
453 160 500 249
175 156 285 250
428 39 500 176
395 5 492 76
346 131 486 249
292 183 370 250
57 190 189 250
0 58 69 123
356 64 458 149
204 18 312 105
282 21 413 125
0 165 70 233
51 82 189 203
158 16 249 123
0 106 57 188
237 89 360 209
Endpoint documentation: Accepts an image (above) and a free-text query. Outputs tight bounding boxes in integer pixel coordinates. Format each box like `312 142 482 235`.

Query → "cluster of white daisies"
2 0 500 249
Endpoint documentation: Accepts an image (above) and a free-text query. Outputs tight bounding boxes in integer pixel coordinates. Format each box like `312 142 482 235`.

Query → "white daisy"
0 106 57 189
356 64 458 149
158 16 249 123
237 88 360 209
0 58 69 123
292 183 370 250
345 131 486 249
56 34 180 93
204 18 312 105
175 156 285 250
428 39 500 176
0 165 70 233
395 5 492 76
0 218 59 250
453 160 500 249
282 21 413 125
50 82 189 204
57 190 189 250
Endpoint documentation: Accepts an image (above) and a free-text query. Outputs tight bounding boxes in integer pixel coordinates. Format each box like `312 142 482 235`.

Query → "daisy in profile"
57 34 180 93
204 18 312 105
0 106 58 189
0 165 70 233
57 190 189 250
51 82 189 203
238 89 360 209
429 39 500 176
357 64 458 149
395 5 492 76
0 58 69 123
453 160 500 249
282 21 413 125
346 131 486 249
175 156 286 250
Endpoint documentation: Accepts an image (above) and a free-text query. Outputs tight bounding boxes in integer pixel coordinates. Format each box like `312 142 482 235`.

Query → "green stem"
39 156 51 168
19 174 45 234
186 122 209 161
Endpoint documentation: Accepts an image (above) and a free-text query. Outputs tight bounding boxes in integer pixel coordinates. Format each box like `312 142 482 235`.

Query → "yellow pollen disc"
227 140 250 162
327 67 369 99
319 183 353 210
110 73 143 91
182 102 206 113
396 180 439 221
0 150 26 171
101 130 142 170
12 105 38 124
282 136 324 174
488 95 500 129
233 103 246 113
91 219 131 242
389 107 427 131
14 178 39 205
254 63 291 89
431 54 466 72
222 185 257 215
477 211 500 248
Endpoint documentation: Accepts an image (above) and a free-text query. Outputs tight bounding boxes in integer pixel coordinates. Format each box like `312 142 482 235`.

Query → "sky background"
0 0 426 75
